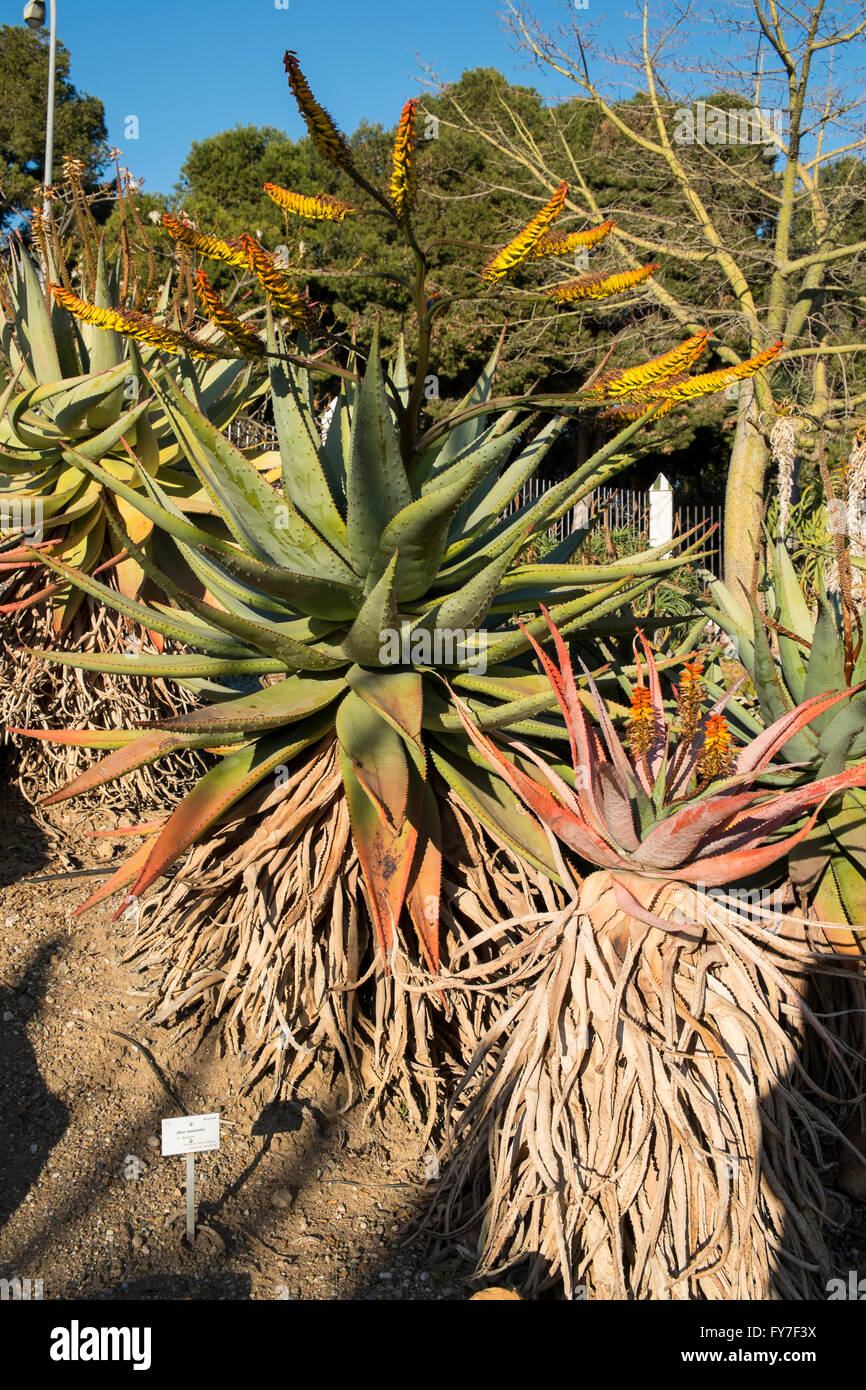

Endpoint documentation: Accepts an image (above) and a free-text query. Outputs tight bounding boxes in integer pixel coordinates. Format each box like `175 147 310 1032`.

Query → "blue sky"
2 0 583 194
4 0 861 195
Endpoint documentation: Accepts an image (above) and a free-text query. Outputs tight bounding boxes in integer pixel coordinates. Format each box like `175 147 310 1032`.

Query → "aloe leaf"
268 314 350 560
482 576 653 666
87 240 125 376
16 244 61 383
346 322 411 575
340 553 399 663
346 665 424 771
414 530 529 639
369 423 526 602
51 361 131 436
405 783 442 973
337 694 421 957
451 416 565 543
128 713 335 900
40 728 237 807
151 368 357 583
321 389 349 510
148 672 345 734
30 548 254 656
29 650 288 679
191 541 360 619
412 328 505 487
803 595 847 733
178 538 360 623
744 591 818 762
178 591 347 671
425 685 562 733
771 540 811 703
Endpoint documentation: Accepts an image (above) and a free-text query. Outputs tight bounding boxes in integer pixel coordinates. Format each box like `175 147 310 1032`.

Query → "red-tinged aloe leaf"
8 727 143 750
743 760 866 826
140 673 344 735
37 730 223 806
405 784 443 977
597 764 640 852
336 690 410 830
339 745 421 963
610 875 702 940
451 692 626 869
0 582 64 613
632 790 764 871
0 540 59 564
346 666 424 771
735 685 862 774
667 801 832 886
75 839 155 916
515 608 612 839
517 608 574 757
126 715 333 904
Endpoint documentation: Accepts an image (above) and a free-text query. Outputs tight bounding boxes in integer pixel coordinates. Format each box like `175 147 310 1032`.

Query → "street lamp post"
23 0 57 218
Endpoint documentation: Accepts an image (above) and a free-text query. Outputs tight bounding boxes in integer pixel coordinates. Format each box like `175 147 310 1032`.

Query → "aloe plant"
439 612 866 1299
13 327 706 968
6 50 789 1097
0 239 262 632
704 537 866 931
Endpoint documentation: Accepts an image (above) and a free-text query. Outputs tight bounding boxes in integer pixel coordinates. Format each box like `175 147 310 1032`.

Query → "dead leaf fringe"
428 864 866 1299
117 741 560 1135
1 593 206 814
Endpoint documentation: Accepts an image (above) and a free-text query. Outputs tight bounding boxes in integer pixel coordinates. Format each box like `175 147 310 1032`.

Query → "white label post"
161 1113 220 1245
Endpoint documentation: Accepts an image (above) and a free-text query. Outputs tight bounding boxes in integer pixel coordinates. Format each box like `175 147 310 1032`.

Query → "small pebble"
270 1188 293 1210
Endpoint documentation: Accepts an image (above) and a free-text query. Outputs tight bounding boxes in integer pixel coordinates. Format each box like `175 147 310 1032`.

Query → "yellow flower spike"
194 270 265 358
545 263 658 303
161 214 248 271
389 99 418 220
49 284 229 360
263 183 355 222
284 49 356 175
638 341 785 401
239 233 315 331
529 219 616 258
587 331 710 400
481 181 569 283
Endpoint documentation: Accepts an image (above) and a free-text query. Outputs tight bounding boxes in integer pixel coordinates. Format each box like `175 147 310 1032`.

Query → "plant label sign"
161 1113 220 1157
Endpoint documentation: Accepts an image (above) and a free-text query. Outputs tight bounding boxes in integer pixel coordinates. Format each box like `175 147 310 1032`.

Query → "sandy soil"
0 757 476 1302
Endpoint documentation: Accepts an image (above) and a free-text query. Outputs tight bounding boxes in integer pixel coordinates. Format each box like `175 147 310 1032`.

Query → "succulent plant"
13 327 706 972
704 537 866 932
0 240 262 632
439 611 866 1299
